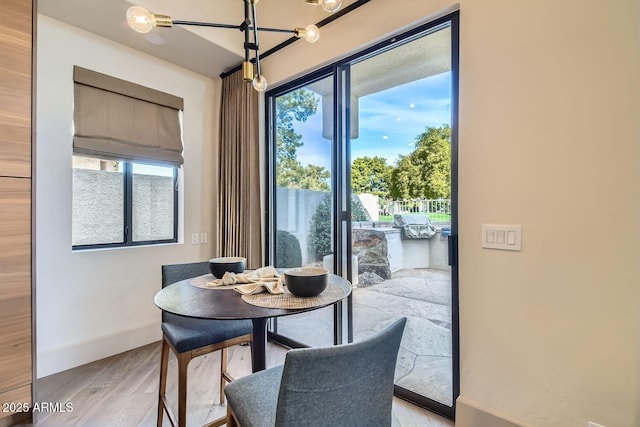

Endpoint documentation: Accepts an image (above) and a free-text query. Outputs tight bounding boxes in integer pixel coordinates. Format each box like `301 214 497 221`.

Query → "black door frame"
264 11 460 420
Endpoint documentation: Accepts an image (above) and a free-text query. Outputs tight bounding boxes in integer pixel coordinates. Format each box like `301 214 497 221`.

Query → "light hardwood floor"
22 342 453 427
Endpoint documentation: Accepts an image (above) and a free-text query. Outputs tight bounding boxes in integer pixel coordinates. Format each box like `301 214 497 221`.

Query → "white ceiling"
38 0 360 79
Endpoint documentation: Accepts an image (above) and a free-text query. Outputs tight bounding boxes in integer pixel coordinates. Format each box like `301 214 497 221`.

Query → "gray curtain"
216 71 262 268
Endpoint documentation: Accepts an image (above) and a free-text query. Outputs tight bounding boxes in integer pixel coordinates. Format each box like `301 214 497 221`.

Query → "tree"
389 125 451 199
350 156 393 197
277 158 330 191
276 89 318 162
275 88 331 190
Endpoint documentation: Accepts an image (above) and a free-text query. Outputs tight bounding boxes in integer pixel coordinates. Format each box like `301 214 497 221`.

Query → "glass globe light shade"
252 74 268 92
127 6 154 34
318 0 342 13
302 24 320 43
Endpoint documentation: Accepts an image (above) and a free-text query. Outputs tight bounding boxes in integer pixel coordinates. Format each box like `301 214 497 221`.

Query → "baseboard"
456 397 535 427
37 321 161 378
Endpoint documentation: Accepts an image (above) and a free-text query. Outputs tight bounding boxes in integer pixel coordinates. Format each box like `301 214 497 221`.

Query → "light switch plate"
482 224 522 251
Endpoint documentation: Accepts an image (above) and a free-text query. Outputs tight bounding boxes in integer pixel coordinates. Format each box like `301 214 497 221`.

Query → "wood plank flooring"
22 341 453 427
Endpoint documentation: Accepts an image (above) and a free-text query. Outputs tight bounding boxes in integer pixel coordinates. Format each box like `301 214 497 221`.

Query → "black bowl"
284 267 328 297
209 257 246 278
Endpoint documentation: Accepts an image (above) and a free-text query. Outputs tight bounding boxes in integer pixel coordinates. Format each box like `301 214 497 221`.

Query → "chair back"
275 317 407 427
161 261 210 322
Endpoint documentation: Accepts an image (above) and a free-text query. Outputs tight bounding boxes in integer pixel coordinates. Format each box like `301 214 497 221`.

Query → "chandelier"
126 0 343 92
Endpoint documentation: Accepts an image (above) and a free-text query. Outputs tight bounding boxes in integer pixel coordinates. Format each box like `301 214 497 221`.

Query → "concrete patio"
352 267 453 406
274 267 453 406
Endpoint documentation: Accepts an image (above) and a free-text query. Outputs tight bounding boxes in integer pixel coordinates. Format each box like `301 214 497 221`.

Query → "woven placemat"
241 282 345 309
189 274 237 290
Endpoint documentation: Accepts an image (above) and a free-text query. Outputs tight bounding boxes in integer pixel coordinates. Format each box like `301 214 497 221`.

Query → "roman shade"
73 66 184 167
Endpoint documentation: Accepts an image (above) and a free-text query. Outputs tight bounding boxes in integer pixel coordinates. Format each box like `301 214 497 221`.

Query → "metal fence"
379 199 451 220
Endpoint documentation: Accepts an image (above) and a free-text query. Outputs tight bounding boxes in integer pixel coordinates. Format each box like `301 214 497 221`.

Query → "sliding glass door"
267 74 340 347
266 12 459 418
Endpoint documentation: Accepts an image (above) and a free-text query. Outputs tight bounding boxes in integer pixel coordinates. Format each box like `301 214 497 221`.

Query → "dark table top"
154 272 352 320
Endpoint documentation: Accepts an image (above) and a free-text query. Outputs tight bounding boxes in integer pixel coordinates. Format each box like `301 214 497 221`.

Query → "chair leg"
226 404 239 427
220 347 228 405
157 339 170 427
177 352 192 427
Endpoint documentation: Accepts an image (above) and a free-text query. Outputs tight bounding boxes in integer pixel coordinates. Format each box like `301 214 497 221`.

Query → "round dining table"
154 272 352 372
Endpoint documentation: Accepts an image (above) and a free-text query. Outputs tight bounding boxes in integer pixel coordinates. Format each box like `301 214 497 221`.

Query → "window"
72 156 177 248
71 66 183 249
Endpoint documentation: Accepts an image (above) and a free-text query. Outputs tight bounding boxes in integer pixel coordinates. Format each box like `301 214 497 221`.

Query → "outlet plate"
191 233 199 244
200 232 208 244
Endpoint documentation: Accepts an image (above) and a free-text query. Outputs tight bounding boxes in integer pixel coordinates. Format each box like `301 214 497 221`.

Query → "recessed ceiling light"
144 32 167 45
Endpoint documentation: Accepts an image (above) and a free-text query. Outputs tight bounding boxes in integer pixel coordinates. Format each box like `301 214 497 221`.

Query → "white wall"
263 1 640 427
36 16 220 377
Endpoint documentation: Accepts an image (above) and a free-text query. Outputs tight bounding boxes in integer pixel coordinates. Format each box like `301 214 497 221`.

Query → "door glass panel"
272 75 336 347
349 25 453 406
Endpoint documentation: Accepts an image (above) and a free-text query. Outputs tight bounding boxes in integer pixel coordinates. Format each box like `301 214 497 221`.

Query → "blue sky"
294 72 452 170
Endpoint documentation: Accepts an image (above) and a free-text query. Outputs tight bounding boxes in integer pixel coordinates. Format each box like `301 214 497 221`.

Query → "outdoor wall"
275 187 375 266
355 193 378 221
276 187 327 265
263 1 640 427
36 16 220 377
72 171 175 245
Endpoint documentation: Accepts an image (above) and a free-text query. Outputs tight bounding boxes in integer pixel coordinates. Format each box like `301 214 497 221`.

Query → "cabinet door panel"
0 341 31 394
0 0 32 178
0 178 31 394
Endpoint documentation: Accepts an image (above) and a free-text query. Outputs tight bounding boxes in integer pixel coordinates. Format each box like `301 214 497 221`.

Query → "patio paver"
352 268 453 406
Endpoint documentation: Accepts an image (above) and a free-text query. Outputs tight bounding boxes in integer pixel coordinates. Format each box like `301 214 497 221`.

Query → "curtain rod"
219 0 372 79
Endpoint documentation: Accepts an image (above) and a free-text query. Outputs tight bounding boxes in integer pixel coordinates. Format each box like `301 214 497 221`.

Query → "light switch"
486 229 495 243
482 224 522 251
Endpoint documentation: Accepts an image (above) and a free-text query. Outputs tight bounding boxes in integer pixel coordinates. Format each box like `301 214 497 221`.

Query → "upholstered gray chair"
224 317 407 427
158 261 253 427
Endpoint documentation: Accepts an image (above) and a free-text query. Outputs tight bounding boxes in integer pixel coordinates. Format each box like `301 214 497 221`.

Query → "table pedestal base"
251 318 268 372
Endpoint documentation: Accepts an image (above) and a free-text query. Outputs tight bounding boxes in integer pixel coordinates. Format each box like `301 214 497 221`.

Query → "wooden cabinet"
0 0 32 179
0 0 33 426
0 179 32 389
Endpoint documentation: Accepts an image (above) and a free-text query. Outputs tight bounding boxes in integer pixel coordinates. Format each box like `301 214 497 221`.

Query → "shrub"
275 230 302 268
308 196 332 262
308 195 370 262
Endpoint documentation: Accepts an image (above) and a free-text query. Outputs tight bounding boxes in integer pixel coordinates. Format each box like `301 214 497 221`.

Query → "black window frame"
72 159 179 250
